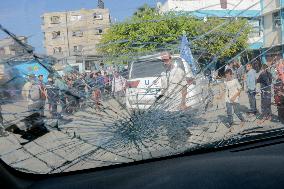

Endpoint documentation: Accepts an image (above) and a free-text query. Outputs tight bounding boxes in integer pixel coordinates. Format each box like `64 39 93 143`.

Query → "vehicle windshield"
130 58 184 79
0 0 284 174
131 59 166 79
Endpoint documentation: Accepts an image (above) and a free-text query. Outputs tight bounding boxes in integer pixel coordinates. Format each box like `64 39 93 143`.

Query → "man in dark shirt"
46 76 59 118
257 64 273 123
96 71 105 95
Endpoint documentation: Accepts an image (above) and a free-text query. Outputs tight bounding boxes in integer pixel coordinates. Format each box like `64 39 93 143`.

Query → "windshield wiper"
210 127 284 149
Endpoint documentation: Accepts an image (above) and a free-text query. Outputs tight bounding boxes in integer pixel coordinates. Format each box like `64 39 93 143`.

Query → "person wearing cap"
160 52 188 111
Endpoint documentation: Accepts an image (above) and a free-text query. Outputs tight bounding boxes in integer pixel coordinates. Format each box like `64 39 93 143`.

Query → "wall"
262 0 284 48
262 0 280 15
159 0 260 13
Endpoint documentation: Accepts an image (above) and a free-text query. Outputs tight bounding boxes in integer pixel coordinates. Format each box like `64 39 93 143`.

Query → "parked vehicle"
125 54 212 111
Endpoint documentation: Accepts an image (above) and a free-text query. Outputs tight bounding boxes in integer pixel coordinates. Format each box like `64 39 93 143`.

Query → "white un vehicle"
125 54 212 112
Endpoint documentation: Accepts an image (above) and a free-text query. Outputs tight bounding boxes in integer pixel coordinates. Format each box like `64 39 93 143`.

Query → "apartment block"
41 8 110 59
0 36 32 59
41 7 110 72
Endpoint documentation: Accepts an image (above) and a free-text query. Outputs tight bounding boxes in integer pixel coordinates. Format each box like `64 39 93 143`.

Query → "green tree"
133 4 156 18
98 5 251 65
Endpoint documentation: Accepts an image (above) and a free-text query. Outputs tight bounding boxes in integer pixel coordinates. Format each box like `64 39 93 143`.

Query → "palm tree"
133 4 156 18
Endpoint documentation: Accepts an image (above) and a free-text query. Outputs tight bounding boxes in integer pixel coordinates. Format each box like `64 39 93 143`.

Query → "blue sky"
0 0 164 53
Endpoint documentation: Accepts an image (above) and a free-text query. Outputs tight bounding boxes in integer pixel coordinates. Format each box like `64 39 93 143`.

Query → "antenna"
98 0 104 9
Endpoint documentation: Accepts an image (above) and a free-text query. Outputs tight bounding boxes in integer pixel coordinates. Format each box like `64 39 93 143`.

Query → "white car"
125 54 212 112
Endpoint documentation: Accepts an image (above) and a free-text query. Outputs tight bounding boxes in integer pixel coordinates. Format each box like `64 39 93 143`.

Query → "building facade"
0 36 31 59
157 0 263 50
261 0 284 59
41 8 110 72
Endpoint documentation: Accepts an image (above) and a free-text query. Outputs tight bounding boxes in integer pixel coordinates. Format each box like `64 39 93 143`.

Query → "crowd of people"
21 63 127 118
0 56 283 137
217 58 284 129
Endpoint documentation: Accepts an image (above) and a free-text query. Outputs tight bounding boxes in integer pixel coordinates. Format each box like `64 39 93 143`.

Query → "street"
0 84 283 174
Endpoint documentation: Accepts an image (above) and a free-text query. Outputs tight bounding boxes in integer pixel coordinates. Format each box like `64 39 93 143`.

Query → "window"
273 11 281 29
53 47 62 54
248 19 261 37
76 57 83 63
93 13 103 20
72 65 80 72
9 46 16 53
52 31 61 39
70 15 82 21
50 16 60 24
0 47 5 55
131 59 166 79
95 28 103 35
85 60 92 71
73 45 83 52
72 30 83 37
4 0 284 177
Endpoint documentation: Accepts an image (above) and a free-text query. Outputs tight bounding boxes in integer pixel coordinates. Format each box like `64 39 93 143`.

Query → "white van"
125 54 211 112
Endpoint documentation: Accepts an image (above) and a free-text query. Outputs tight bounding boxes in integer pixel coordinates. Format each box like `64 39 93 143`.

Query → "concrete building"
261 0 284 59
0 36 32 59
157 0 263 50
41 7 110 72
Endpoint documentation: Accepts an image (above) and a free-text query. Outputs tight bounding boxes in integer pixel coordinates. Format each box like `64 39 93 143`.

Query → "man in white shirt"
22 74 34 101
112 71 126 103
161 52 188 111
218 69 245 128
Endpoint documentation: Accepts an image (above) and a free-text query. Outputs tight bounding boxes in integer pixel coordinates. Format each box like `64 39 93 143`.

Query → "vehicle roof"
133 53 182 62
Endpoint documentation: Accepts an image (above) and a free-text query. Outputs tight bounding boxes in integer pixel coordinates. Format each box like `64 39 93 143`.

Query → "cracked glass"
0 0 284 174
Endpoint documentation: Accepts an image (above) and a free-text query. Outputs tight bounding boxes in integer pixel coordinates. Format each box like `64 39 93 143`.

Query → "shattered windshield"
0 0 284 174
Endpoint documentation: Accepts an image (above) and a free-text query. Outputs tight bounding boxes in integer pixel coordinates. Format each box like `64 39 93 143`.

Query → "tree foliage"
98 4 251 65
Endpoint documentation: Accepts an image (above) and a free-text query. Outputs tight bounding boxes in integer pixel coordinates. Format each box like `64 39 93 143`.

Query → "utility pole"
65 11 71 57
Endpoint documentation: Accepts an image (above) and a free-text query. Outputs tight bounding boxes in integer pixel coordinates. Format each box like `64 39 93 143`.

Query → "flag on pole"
180 34 198 76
